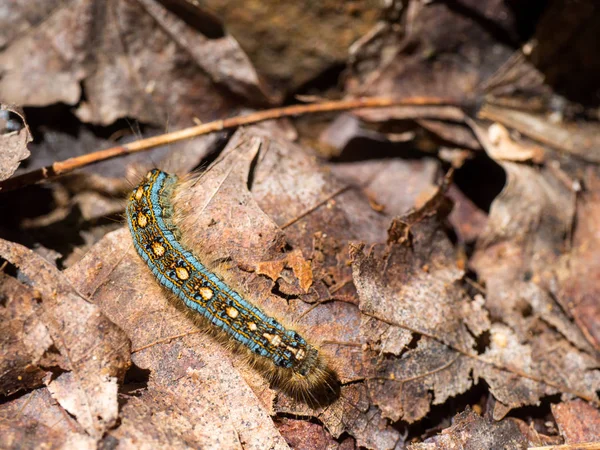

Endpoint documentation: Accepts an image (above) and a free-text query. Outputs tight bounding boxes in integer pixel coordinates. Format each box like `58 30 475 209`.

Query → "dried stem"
0 96 459 192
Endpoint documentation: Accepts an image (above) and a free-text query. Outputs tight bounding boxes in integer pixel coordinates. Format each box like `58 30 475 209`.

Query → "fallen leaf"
330 158 441 218
479 122 545 163
201 0 382 96
547 169 600 351
0 0 266 126
408 409 529 450
0 105 31 182
277 417 356 450
472 163 592 353
552 400 600 444
0 239 131 439
479 105 600 163
345 0 514 143
0 387 96 448
0 273 52 396
254 249 313 295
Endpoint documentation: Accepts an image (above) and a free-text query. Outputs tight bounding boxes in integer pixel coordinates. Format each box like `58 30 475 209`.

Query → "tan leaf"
0 239 131 439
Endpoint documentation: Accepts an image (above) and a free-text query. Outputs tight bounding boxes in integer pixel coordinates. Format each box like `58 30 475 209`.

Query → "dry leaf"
472 163 594 353
0 239 130 440
552 400 600 445
201 0 382 96
408 409 529 450
0 105 31 182
552 169 600 350
0 0 268 126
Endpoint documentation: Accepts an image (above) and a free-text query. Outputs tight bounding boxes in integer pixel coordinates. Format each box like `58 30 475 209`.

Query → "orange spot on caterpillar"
199 287 213 300
226 306 239 318
137 213 148 228
151 242 165 257
175 267 190 280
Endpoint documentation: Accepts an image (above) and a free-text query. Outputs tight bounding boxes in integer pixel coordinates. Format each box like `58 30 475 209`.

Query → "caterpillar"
126 168 339 406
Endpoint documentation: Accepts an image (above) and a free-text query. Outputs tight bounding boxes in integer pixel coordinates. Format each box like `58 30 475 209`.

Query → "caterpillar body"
126 169 339 405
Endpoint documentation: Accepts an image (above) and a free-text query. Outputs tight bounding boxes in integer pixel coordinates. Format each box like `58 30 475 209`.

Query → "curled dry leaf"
478 105 600 163
408 409 530 450
0 239 130 440
474 122 545 163
0 105 31 182
0 0 269 126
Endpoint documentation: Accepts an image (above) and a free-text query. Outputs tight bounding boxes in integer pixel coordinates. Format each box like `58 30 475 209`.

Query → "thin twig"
528 444 600 450
0 96 459 192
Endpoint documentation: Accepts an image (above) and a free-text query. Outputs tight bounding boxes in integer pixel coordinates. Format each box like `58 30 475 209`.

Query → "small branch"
528 444 600 450
0 96 459 192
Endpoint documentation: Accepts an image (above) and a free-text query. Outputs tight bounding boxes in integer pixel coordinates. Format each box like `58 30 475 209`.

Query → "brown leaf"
0 388 96 448
552 169 600 350
345 1 513 140
0 0 268 126
447 184 489 244
0 239 131 439
408 409 529 450
329 158 441 218
254 249 313 295
277 417 356 450
351 169 599 422
472 163 593 353
0 273 51 396
552 400 600 444
0 105 31 182
202 0 382 96
478 105 600 163
474 122 545 163
0 417 96 450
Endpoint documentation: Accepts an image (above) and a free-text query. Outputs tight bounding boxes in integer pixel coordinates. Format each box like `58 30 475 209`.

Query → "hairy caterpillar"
126 168 339 406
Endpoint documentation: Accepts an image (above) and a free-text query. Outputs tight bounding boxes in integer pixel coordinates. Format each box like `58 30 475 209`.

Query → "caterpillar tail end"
272 346 341 408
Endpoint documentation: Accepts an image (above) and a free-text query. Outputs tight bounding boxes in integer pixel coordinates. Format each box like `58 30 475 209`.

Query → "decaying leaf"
0 388 97 448
408 409 531 450
0 239 130 440
0 0 268 126
0 105 31 182
550 169 600 351
552 400 600 445
344 0 513 145
201 0 382 96
479 105 600 163
471 163 590 350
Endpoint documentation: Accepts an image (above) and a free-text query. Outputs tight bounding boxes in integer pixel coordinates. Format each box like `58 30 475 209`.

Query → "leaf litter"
24 128 593 448
0 239 130 441
1 0 600 448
